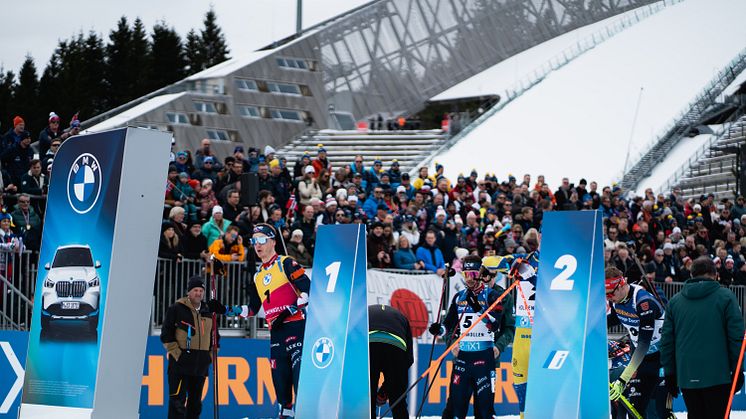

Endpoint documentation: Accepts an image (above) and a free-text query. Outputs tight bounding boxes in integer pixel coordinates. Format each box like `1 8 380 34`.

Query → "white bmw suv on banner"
40 244 101 332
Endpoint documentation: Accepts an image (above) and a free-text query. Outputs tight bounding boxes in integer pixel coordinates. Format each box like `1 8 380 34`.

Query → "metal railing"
0 251 38 330
415 0 680 173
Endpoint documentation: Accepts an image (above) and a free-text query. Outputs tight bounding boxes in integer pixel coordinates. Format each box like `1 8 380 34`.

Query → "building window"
276 57 309 70
269 108 303 122
235 79 258 91
166 112 189 124
238 105 261 118
193 101 218 113
266 82 302 96
205 129 230 141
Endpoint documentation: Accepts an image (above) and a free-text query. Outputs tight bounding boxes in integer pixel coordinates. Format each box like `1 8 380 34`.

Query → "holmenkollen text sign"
525 211 609 418
19 128 171 418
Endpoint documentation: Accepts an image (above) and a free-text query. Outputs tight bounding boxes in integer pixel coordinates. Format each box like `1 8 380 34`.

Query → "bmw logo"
263 273 272 286
67 153 102 214
311 337 334 369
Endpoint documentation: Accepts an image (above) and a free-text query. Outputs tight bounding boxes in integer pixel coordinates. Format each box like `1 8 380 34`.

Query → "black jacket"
161 297 219 376
368 305 414 366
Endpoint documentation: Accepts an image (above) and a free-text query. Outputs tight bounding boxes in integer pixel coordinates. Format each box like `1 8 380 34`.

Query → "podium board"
525 211 609 418
296 224 370 418
19 128 170 418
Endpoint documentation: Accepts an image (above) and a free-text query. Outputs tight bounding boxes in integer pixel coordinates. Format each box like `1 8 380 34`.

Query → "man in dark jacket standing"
161 276 219 419
660 256 745 418
369 304 413 419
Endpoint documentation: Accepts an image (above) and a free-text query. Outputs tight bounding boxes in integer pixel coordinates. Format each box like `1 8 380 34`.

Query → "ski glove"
272 306 299 329
429 322 444 336
376 387 388 407
609 378 628 401
466 292 483 313
207 299 227 314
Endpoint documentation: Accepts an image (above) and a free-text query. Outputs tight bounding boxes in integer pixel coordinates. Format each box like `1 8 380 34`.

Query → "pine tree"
13 56 40 132
129 17 151 99
0 70 16 131
105 16 133 109
80 31 108 117
149 20 186 91
38 41 65 125
200 7 230 69
185 29 204 74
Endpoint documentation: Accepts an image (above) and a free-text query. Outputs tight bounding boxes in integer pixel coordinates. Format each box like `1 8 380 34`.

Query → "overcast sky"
0 0 369 73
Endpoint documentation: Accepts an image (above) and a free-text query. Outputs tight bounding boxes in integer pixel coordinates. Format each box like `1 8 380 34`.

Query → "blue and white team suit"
438 282 504 419
607 283 665 416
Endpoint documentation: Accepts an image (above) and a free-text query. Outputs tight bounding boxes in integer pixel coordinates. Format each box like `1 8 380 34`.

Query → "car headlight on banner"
88 277 100 287
43 277 54 288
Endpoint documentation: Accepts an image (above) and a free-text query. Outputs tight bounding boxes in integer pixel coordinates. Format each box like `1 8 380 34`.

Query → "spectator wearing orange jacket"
208 225 245 262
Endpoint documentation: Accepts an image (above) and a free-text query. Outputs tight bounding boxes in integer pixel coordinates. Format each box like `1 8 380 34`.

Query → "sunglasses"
463 271 480 279
250 236 273 246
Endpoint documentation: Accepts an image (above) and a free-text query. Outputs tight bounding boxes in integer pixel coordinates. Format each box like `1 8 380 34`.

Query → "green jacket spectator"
201 206 231 247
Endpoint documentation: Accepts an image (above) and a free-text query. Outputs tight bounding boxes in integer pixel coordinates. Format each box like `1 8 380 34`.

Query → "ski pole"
610 383 642 419
209 255 220 419
380 280 519 419
725 330 746 419
414 265 450 418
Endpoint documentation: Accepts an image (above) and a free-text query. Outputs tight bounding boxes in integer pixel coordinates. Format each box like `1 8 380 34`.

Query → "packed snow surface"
435 0 746 188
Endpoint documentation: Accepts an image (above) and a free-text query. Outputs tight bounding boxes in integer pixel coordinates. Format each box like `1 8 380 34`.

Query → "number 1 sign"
525 211 610 419
296 224 370 419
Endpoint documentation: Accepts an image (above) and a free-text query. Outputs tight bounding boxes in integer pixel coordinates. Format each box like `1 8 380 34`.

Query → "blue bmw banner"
296 224 370 418
525 211 609 418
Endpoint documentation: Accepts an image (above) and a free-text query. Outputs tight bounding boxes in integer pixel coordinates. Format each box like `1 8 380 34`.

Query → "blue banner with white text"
525 211 610 418
0 331 741 417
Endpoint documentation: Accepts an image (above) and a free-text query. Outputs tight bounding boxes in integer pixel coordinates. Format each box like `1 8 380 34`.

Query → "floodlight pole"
296 0 303 35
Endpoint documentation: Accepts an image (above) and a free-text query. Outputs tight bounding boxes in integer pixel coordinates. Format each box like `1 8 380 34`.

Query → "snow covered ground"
434 0 746 188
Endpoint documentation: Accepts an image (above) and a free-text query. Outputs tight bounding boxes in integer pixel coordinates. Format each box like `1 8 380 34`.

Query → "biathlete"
428 255 504 419
208 224 310 419
605 266 666 417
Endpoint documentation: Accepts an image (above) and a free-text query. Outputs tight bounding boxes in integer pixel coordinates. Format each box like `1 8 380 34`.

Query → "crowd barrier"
5 255 746 339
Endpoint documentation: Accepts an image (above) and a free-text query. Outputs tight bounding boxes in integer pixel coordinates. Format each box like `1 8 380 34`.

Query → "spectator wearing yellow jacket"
208 225 245 262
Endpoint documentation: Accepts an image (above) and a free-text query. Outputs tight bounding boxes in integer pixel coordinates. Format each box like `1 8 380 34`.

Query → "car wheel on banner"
390 288 428 338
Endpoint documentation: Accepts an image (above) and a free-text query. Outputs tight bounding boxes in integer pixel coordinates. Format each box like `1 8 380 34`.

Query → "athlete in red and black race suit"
429 255 504 419
209 224 310 419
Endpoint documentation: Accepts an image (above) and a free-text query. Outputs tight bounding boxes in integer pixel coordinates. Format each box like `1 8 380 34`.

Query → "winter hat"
455 248 469 260
291 229 304 238
304 165 315 175
348 195 358 203
663 243 674 251
48 112 60 122
454 214 464 225
233 145 244 153
693 204 702 213
269 158 280 169
178 172 189 179
654 248 664 256
671 227 682 236
726 255 735 265
202 178 213 187
187 276 205 292
396 185 406 194
335 189 348 201
12 116 24 127
484 225 495 234
203 156 215 164
504 238 517 248
212 205 223 215
435 206 446 218
264 145 276 155
325 197 338 208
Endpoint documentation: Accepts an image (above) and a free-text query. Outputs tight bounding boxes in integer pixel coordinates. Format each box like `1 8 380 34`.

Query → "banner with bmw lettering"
525 211 609 418
20 128 170 418
296 224 370 418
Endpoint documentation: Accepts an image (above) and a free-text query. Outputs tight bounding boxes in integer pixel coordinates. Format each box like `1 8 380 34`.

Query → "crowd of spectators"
159 139 746 292
5 112 746 291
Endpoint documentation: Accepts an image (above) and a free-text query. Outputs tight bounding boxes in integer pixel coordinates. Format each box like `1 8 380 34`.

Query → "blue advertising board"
22 130 126 410
525 211 609 418
0 331 740 417
296 224 370 418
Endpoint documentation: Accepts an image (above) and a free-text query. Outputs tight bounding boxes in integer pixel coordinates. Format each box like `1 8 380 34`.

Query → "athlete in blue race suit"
606 266 665 417
429 255 504 419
